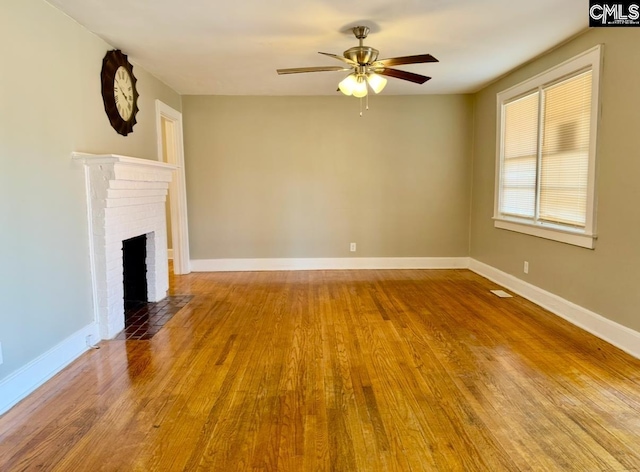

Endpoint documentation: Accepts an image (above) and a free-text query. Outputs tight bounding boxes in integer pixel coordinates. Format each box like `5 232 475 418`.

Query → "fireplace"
123 234 149 308
73 153 177 339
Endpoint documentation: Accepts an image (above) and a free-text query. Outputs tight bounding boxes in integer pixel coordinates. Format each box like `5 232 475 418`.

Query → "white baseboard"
190 257 471 272
167 248 174 260
0 323 99 416
469 259 640 360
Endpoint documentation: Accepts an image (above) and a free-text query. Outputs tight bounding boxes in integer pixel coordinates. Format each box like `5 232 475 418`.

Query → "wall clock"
100 49 139 136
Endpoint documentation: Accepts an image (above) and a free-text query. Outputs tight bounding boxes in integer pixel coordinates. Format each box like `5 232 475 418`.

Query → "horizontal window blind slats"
501 93 538 219
503 92 539 159
495 46 600 247
539 71 592 227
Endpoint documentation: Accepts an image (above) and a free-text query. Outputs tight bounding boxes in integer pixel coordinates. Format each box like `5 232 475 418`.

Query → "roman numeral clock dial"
114 67 134 120
100 50 139 136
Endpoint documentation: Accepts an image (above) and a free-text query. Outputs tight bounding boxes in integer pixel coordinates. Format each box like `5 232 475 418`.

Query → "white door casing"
155 100 191 275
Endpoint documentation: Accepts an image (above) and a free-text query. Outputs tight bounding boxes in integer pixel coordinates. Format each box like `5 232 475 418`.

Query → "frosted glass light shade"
352 77 368 98
338 74 358 95
367 73 387 94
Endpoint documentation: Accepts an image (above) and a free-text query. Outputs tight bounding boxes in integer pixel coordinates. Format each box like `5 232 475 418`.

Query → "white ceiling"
47 0 588 95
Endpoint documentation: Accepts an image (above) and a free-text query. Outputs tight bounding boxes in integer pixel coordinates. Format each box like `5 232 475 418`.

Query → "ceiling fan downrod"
344 26 379 65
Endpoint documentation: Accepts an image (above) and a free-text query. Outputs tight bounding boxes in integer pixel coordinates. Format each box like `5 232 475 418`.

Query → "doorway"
155 100 191 275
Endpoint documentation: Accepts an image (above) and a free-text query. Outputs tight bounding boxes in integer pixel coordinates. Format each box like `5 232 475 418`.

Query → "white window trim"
493 45 602 250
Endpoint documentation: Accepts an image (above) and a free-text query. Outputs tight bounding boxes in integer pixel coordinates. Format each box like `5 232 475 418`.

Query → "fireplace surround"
73 153 177 339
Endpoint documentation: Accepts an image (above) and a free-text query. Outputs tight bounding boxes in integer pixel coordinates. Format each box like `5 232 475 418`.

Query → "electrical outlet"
0 341 3 365
524 261 529 274
350 242 356 252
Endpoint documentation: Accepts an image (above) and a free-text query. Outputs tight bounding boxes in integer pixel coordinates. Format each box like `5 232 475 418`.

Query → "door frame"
155 100 191 274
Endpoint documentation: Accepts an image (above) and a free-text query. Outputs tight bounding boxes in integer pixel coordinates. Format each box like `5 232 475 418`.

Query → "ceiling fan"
276 26 438 98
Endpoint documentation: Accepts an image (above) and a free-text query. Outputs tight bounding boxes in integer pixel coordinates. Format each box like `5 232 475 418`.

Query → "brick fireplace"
73 153 176 339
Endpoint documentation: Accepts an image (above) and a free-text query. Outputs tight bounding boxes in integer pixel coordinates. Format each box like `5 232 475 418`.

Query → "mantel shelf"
72 152 178 171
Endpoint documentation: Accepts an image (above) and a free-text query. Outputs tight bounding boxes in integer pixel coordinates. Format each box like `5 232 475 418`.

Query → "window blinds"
540 71 592 227
500 70 592 228
501 92 539 219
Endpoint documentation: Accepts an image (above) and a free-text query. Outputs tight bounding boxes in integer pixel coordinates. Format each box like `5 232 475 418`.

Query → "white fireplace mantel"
73 152 177 178
73 152 177 339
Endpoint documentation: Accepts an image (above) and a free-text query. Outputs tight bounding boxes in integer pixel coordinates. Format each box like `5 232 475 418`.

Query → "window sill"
493 218 596 249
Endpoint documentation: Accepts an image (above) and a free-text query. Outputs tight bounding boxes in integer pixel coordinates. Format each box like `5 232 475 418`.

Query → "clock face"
114 66 134 120
100 50 139 136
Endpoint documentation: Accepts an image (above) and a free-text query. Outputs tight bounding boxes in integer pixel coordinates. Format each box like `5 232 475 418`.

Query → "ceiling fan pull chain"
366 93 369 111
359 97 363 117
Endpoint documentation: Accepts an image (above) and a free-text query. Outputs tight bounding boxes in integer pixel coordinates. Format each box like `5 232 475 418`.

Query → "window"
494 46 601 249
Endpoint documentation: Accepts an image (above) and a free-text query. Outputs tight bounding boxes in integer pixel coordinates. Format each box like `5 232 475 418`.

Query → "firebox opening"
123 234 148 310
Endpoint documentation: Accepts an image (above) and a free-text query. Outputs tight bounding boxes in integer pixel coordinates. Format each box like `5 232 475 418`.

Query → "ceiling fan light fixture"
352 76 368 98
367 73 387 94
338 74 358 96
277 26 437 104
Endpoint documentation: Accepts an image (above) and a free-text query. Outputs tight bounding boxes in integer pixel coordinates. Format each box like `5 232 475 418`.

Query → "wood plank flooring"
1 269 640 471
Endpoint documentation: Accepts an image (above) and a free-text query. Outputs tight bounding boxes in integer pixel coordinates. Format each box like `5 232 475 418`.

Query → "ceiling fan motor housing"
344 26 379 65
344 46 379 65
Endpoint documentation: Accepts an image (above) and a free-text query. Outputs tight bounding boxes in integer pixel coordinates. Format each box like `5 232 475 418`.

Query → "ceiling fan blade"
277 66 352 75
318 52 358 66
376 68 431 84
374 54 438 67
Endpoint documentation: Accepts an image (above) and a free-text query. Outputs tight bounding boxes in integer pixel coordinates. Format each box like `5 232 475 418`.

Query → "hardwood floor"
1 269 640 471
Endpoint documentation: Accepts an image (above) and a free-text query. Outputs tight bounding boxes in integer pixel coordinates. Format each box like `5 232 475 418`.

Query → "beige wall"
183 95 473 259
0 0 181 379
470 28 640 332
